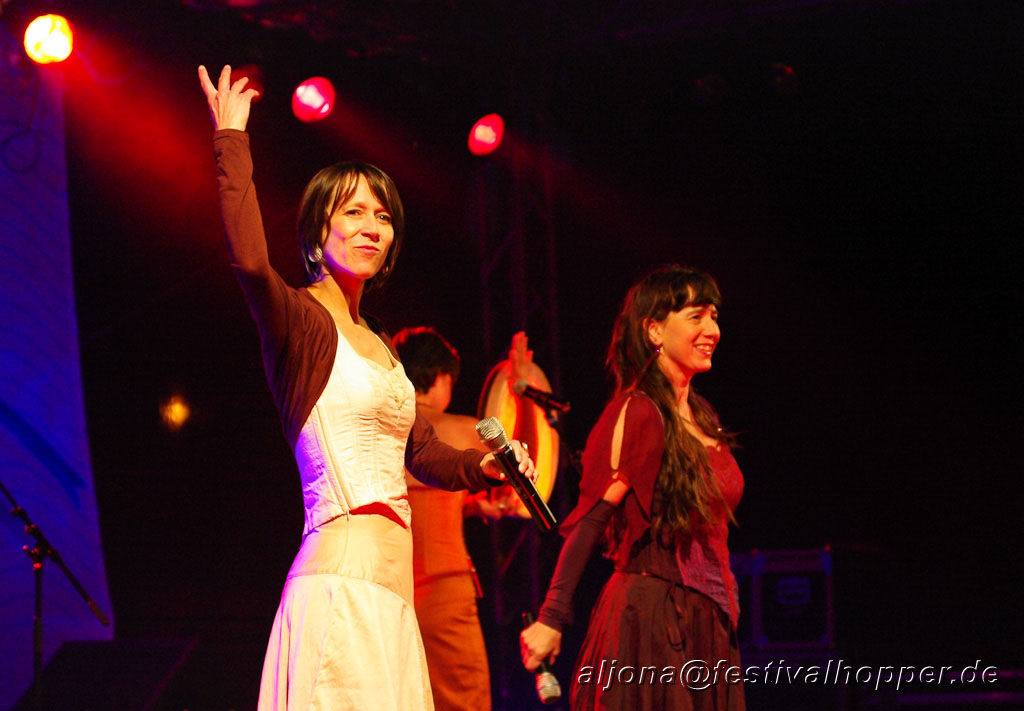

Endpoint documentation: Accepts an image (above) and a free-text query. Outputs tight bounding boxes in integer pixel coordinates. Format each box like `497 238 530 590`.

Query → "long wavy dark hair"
296 161 405 290
607 264 735 542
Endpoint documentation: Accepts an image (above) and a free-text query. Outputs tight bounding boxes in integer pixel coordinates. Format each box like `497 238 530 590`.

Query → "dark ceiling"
176 0 911 58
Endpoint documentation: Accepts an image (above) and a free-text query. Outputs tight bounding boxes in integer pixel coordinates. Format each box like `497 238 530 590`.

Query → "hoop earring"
310 246 323 263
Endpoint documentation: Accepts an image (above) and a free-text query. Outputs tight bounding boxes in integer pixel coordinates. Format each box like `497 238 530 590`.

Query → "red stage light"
24 14 74 65
467 113 505 156
292 77 335 123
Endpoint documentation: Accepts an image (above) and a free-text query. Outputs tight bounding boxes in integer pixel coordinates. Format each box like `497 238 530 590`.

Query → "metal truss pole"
472 121 563 709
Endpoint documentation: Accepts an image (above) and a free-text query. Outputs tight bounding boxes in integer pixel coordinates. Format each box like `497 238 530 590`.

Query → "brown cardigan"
213 129 489 491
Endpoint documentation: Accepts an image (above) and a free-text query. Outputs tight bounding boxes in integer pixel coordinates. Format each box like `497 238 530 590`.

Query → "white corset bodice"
293 330 416 534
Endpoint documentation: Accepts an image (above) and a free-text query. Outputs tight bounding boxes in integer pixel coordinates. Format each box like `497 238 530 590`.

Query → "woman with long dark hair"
198 65 533 711
521 265 744 710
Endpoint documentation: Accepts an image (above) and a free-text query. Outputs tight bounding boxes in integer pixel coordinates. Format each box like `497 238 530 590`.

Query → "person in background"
521 265 744 711
198 64 534 711
395 328 535 711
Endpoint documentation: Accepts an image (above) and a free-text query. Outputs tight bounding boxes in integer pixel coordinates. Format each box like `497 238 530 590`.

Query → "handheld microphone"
475 417 557 532
522 612 562 705
512 379 571 413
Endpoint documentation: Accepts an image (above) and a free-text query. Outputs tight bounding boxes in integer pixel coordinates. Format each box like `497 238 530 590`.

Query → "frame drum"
477 358 560 518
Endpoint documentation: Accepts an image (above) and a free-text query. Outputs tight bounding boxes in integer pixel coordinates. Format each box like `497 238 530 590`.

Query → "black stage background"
26 0 1024 706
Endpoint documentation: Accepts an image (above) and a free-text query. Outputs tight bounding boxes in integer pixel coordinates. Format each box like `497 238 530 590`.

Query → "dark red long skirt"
570 571 746 711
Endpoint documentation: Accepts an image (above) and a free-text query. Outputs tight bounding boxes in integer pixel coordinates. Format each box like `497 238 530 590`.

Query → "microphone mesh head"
475 416 509 452
512 378 529 395
536 671 562 704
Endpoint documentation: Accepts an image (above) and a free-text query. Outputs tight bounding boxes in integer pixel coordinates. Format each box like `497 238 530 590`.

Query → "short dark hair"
296 161 405 289
393 327 461 394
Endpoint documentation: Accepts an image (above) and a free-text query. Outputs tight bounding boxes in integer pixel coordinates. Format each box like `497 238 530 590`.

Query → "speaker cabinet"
14 639 196 711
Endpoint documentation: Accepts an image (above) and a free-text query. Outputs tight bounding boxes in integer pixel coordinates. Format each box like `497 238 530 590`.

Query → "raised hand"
509 331 534 383
198 64 259 132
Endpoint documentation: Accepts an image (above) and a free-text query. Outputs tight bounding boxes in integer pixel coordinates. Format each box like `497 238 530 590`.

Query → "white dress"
257 331 433 711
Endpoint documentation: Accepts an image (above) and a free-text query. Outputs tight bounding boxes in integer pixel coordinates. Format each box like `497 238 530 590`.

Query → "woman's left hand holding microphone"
481 439 537 484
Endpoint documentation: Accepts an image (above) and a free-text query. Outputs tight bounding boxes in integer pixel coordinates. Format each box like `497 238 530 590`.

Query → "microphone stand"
542 405 582 484
0 477 111 711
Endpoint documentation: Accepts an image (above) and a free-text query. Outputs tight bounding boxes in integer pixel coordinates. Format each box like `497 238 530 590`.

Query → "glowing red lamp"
292 77 336 123
24 14 74 65
467 113 505 156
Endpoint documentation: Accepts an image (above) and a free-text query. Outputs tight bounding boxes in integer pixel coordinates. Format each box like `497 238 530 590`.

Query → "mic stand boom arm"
0 477 110 711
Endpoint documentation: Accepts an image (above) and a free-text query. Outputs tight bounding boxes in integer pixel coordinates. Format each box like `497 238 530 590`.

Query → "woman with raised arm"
521 265 745 711
197 65 534 711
